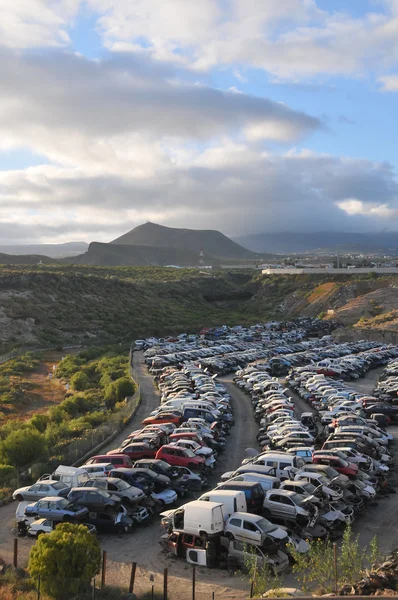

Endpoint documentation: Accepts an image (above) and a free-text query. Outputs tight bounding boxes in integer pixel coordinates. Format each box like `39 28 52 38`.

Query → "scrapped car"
13 480 70 502
81 478 145 504
25 497 89 522
67 488 121 511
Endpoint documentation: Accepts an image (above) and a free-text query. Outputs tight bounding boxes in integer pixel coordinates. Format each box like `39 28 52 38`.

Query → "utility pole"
336 245 340 269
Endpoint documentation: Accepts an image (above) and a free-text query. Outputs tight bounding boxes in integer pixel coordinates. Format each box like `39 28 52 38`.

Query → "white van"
198 490 246 518
250 452 306 479
40 466 90 488
160 500 224 537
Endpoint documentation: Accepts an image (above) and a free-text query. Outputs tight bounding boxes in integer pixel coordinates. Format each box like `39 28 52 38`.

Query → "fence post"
101 550 107 589
192 567 196 600
13 538 18 568
250 580 254 598
333 542 338 594
37 574 41 600
163 568 168 600
129 562 137 594
92 578 96 600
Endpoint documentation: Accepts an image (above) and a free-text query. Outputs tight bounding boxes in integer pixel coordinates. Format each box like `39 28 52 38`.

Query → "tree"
28 522 101 600
104 377 135 408
0 427 46 468
70 371 90 391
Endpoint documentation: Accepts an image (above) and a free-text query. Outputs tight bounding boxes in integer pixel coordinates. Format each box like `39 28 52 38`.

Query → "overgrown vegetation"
0 346 135 494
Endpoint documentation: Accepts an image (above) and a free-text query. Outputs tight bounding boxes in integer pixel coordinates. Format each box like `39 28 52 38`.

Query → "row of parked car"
141 319 337 373
171 341 397 572
14 360 234 538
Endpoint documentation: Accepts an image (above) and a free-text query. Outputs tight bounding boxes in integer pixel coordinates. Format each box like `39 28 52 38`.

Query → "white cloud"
0 0 80 48
379 74 398 90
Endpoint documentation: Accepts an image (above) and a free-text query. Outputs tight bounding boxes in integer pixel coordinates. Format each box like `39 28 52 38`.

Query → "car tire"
121 497 130 505
63 516 71 522
199 531 208 542
16 494 24 502
36 530 45 537
225 532 234 540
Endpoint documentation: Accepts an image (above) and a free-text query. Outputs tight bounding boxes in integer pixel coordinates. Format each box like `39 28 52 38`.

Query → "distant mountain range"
233 232 398 255
0 242 88 258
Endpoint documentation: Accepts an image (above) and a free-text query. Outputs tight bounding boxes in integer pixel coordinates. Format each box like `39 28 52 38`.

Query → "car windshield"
157 461 171 472
52 482 68 490
115 480 130 491
257 518 277 533
57 499 69 509
96 490 111 498
290 493 305 506
303 482 316 494
184 449 196 458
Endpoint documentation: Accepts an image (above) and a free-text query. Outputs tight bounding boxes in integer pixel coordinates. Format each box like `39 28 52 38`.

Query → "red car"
312 454 358 478
142 413 182 426
107 442 157 461
85 454 132 469
156 445 205 471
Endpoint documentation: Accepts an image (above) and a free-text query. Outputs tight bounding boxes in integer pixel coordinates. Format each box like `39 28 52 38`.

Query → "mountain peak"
110 222 256 259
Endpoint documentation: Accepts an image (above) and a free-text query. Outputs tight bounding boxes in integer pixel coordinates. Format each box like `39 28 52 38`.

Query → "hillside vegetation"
0 267 397 353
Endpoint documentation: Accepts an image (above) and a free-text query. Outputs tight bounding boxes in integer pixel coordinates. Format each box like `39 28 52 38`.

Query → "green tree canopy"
0 427 46 468
28 523 101 600
70 371 90 391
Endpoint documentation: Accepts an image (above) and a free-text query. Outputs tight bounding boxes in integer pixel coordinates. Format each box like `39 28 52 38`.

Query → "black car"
108 468 154 494
83 508 134 534
68 488 121 511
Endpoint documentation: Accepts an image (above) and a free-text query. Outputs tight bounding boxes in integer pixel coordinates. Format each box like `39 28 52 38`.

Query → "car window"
39 485 50 492
29 485 41 492
52 482 67 490
229 518 241 527
39 501 49 509
243 521 258 532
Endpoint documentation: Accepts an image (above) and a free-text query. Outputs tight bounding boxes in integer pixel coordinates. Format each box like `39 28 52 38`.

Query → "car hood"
269 527 289 540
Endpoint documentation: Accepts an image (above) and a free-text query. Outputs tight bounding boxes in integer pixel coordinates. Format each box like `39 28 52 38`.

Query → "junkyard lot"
0 357 397 597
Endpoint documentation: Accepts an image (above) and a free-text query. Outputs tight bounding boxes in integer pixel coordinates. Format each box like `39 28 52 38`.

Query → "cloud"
379 75 398 90
1 146 398 243
85 0 398 80
0 49 320 169
0 0 80 48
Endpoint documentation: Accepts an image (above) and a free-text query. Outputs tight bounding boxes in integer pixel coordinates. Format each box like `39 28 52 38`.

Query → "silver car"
82 478 145 504
13 480 70 501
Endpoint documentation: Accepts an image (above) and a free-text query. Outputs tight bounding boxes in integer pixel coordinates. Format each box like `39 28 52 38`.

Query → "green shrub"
70 371 90 391
0 428 46 468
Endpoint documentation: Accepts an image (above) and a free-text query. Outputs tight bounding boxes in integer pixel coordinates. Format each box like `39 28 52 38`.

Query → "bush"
30 414 49 433
70 371 90 391
0 464 16 483
0 428 46 468
28 523 101 600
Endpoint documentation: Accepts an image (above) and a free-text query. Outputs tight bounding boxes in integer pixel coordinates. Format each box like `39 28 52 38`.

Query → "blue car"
25 496 89 522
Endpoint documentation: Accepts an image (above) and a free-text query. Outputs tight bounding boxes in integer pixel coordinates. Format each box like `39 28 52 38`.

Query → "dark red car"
155 445 205 471
312 454 358 478
107 443 157 461
85 454 132 469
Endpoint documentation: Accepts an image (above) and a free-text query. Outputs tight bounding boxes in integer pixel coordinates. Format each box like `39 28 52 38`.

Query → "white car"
152 489 177 506
28 518 96 536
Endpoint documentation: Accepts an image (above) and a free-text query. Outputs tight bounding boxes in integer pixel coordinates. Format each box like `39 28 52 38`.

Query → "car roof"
84 463 113 468
38 496 62 501
230 512 261 521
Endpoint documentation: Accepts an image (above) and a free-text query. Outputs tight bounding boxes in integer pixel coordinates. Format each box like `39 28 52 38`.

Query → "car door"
228 517 243 541
243 520 262 544
267 493 284 518
35 500 50 517
26 484 44 500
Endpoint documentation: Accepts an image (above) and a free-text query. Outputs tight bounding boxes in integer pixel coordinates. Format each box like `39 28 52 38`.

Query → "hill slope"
0 242 88 258
0 253 56 265
69 241 220 267
111 222 257 260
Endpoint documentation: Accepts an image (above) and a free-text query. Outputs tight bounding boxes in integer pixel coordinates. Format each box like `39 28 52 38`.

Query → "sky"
2 0 398 244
